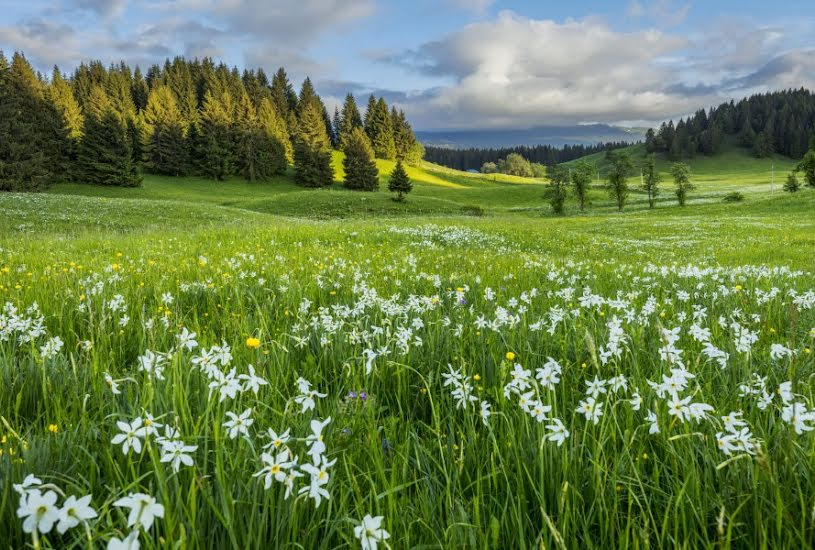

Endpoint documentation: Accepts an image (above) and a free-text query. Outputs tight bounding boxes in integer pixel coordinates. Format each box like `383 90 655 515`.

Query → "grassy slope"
44 142 805 219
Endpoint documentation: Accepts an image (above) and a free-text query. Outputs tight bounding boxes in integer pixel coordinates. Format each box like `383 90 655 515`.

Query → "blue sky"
2 0 814 130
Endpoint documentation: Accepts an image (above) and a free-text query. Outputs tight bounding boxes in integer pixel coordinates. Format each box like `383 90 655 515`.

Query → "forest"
0 52 423 192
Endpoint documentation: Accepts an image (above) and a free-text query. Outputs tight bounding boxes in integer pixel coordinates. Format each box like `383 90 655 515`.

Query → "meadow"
2 153 815 549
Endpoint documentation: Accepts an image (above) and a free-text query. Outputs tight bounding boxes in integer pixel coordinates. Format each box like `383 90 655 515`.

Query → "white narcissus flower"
223 408 254 439
159 440 198 472
57 494 98 534
111 418 146 455
113 493 165 531
354 514 391 550
107 530 141 550
306 417 332 462
545 418 570 446
17 489 60 534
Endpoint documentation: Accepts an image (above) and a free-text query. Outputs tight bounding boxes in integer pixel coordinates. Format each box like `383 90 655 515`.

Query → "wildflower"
223 409 254 440
111 418 146 455
246 337 261 349
48 424 58 434
576 397 603 425
479 400 491 426
238 364 268 394
104 373 121 395
770 343 794 361
176 327 198 351
107 531 140 550
159 441 197 472
254 448 296 489
667 395 692 422
505 351 516 361
354 514 391 550
113 493 165 531
584 376 607 398
262 428 291 451
17 489 60 534
782 402 815 434
57 494 98 534
299 456 337 508
646 410 660 434
629 391 642 411
306 417 332 462
545 418 570 446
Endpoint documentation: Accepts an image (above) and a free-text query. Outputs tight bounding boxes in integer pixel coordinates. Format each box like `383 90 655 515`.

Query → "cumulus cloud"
377 11 815 129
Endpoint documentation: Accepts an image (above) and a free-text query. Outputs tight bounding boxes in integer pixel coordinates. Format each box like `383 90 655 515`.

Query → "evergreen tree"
339 93 363 150
293 101 333 188
783 172 801 193
196 90 234 180
367 97 396 159
0 52 66 192
671 162 694 206
641 155 661 208
271 68 297 128
77 107 141 187
363 95 377 136
388 159 412 201
798 150 815 187
545 165 569 215
257 97 293 164
48 67 84 140
131 66 149 112
342 127 379 191
571 160 593 212
238 127 286 182
141 84 188 175
606 151 633 211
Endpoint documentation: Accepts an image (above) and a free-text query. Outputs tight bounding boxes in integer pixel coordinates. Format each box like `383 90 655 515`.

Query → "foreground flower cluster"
1 223 814 547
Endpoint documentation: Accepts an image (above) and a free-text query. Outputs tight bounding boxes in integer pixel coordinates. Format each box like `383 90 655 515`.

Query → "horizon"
1 0 814 131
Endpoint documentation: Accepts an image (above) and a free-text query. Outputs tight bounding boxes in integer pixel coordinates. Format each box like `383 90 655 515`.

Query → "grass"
2 149 815 548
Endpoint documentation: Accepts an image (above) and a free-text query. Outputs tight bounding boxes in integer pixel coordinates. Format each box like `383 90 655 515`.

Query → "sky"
1 0 814 131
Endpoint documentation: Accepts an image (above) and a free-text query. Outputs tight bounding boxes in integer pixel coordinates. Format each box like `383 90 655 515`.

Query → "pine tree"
141 84 188 175
331 107 341 149
388 159 412 201
641 155 661 208
271 68 297 129
367 97 396 159
257 97 293 164
0 52 66 192
783 172 801 193
239 127 286 182
77 107 142 187
48 68 84 140
196 90 234 180
131 67 149 112
293 101 333 188
671 162 694 206
342 127 379 191
363 95 377 136
339 93 363 150
799 150 815 188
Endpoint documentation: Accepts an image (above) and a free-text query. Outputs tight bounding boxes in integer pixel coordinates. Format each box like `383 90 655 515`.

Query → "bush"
723 192 744 203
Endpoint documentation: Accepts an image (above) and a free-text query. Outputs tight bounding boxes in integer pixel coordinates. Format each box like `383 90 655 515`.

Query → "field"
2 151 815 549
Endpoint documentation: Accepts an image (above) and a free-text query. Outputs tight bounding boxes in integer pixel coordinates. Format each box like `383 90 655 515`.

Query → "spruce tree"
367 97 396 159
641 155 661 208
141 84 188 175
783 172 801 193
799 150 815 188
257 97 293 164
342 127 379 191
339 93 363 150
196 90 234 180
77 107 141 187
293 101 333 188
388 159 412 201
0 52 66 192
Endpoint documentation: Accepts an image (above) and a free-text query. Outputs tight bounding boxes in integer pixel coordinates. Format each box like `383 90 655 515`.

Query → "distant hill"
416 124 645 149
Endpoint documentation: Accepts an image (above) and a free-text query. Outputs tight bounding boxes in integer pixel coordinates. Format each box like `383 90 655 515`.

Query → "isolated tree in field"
783 172 801 193
342 127 379 191
77 107 142 187
481 162 498 174
799 149 815 187
671 162 694 206
388 159 412 201
571 160 593 211
545 165 569 214
294 101 334 188
606 151 633 211
0 52 66 192
641 155 661 208
500 153 534 177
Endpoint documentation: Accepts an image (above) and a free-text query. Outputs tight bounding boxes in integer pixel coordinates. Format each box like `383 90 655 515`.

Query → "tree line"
0 51 423 192
645 89 815 161
424 141 634 171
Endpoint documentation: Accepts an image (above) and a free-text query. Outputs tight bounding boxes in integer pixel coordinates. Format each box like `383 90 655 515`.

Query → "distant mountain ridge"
416 124 645 149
